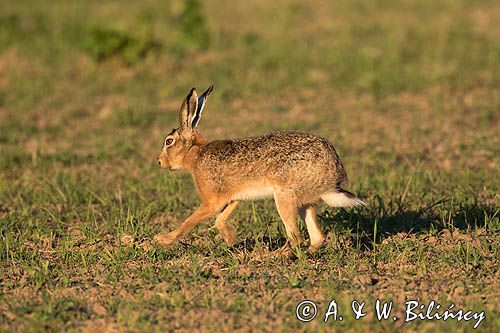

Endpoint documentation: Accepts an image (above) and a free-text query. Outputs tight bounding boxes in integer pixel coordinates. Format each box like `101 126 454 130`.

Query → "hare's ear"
179 87 198 129
191 85 214 128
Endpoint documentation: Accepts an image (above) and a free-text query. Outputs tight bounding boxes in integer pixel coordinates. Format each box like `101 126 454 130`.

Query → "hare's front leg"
154 201 222 247
214 201 239 245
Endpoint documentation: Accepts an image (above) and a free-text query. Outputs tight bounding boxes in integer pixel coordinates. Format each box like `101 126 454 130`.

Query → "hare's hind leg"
215 201 239 245
273 192 303 247
299 205 325 253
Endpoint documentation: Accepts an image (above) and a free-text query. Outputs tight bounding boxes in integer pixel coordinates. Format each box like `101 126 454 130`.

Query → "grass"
0 0 499 332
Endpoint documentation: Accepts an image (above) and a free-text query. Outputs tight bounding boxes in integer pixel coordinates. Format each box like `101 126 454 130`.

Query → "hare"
154 86 366 253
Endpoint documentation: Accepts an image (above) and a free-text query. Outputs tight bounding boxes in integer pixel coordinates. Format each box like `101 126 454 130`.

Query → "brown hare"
154 86 366 253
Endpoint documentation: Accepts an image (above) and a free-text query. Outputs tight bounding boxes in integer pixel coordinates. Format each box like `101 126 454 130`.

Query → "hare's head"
158 86 213 170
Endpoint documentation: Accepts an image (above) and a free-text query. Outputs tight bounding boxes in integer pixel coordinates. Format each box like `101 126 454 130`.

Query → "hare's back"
198 131 347 187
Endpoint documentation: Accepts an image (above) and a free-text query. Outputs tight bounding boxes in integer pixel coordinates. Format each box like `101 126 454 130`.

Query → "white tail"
321 190 367 208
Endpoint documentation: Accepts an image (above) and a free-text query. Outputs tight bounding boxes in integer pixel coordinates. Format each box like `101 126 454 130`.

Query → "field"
0 0 499 332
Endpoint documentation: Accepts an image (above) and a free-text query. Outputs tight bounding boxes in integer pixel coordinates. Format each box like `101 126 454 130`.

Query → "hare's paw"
224 227 237 246
218 224 237 246
306 244 321 256
154 231 178 247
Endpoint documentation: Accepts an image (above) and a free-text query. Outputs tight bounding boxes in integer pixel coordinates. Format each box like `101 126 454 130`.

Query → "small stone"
439 229 452 239
92 304 108 316
120 234 134 246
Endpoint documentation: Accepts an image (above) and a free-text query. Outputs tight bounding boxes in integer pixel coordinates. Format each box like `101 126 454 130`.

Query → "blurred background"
0 1 499 331
0 0 498 179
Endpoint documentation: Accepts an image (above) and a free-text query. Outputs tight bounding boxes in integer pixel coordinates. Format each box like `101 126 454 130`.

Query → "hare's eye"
165 138 174 146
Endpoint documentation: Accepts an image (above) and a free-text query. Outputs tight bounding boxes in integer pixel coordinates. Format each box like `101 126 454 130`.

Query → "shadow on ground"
233 236 287 252
229 201 497 253
320 200 498 251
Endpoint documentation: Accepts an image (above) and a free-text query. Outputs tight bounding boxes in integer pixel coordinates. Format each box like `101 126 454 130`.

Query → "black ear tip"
206 85 214 96
186 87 197 100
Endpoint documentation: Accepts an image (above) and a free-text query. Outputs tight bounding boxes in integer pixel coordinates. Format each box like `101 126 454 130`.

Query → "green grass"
0 0 499 332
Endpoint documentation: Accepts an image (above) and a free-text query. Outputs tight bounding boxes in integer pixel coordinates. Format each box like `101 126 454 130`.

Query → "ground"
0 0 499 332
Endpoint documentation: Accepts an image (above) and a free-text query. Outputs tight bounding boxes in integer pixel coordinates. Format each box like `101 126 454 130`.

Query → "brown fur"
155 86 365 253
